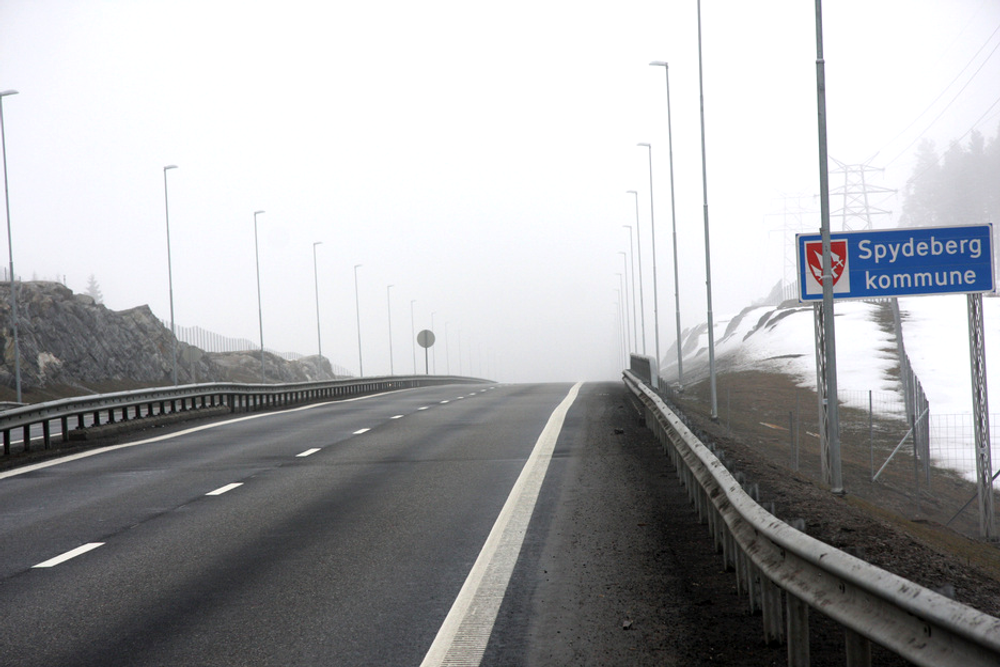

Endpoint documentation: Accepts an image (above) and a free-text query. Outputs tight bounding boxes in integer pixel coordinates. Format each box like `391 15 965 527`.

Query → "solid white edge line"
420 382 584 667
33 542 105 568
297 448 321 457
206 482 243 496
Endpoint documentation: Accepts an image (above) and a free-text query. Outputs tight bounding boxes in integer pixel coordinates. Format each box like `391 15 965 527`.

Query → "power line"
884 21 1000 168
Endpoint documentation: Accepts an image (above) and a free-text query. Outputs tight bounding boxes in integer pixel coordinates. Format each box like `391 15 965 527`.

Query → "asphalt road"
0 382 585 666
0 381 788 666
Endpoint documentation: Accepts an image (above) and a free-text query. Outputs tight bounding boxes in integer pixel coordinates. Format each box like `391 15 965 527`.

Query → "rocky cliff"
0 281 341 401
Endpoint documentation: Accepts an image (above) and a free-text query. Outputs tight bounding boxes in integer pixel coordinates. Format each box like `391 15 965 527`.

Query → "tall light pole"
162 164 179 386
616 278 629 363
431 311 437 374
650 61 685 389
312 241 323 361
445 321 451 375
637 143 661 384
354 264 363 377
622 224 638 352
386 284 395 375
410 299 417 374
626 190 646 355
253 210 266 383
696 0 718 418
617 257 631 356
0 90 21 402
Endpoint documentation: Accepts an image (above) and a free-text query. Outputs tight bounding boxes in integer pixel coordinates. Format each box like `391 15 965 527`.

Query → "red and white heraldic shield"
803 239 850 296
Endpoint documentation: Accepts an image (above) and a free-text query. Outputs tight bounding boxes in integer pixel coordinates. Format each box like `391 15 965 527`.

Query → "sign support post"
814 0 843 493
968 293 995 539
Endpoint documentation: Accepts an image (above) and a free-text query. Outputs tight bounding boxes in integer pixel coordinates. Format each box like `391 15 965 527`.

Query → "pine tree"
86 274 103 304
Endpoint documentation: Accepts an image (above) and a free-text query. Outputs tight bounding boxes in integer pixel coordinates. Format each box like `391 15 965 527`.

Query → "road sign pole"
814 0 843 494
968 293 996 539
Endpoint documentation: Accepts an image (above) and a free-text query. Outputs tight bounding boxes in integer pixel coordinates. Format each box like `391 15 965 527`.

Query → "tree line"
900 123 1000 230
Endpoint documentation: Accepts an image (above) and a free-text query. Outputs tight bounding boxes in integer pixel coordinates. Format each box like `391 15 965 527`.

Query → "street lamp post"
0 90 21 403
354 264 363 377
650 61 685 390
637 143 661 385
410 299 417 374
445 321 451 375
431 311 437 374
386 284 395 375
618 253 631 356
163 164 179 386
313 241 323 362
622 224 638 352
696 0 718 418
253 210 266 383
626 190 646 355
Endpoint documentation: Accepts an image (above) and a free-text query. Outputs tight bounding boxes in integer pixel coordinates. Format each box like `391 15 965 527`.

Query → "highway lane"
0 382 579 666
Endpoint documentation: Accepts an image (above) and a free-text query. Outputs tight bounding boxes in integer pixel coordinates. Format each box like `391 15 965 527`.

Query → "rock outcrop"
0 281 341 396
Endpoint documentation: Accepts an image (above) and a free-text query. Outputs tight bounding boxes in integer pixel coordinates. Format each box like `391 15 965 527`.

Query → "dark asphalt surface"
0 381 782 666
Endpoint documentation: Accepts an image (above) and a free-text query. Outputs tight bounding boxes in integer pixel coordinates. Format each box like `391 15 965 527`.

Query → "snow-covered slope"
658 293 1000 480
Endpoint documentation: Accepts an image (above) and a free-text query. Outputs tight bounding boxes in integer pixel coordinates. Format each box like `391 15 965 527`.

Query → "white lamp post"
386 284 395 375
354 264 363 377
253 210 266 383
650 61 685 389
626 190 646 355
162 165 179 385
0 90 21 402
637 142 661 384
313 241 323 361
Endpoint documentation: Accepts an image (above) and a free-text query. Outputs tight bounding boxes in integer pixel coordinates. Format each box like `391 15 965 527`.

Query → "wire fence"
839 389 1000 488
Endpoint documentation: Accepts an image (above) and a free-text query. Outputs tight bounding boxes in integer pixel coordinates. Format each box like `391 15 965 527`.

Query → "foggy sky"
1 1 998 383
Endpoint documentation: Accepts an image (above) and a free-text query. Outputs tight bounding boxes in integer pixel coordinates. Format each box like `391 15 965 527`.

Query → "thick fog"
1 1 997 383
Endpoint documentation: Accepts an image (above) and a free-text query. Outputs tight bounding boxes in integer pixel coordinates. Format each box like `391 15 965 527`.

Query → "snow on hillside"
663 301 900 408
660 294 1000 481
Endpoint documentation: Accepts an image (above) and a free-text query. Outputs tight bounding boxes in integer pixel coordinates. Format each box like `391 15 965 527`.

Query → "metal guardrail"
1 375 490 457
622 369 1000 666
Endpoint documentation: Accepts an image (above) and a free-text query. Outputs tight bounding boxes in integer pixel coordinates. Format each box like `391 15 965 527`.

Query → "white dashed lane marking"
206 483 243 496
33 542 105 569
297 448 321 457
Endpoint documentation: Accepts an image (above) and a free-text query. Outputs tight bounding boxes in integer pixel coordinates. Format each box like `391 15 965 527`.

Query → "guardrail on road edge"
622 369 1000 667
0 375 491 458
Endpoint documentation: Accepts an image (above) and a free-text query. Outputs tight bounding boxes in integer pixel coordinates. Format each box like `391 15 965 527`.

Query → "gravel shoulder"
486 379 1000 666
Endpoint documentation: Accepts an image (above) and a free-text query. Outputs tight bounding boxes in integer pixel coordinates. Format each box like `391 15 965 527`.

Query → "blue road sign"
797 224 995 302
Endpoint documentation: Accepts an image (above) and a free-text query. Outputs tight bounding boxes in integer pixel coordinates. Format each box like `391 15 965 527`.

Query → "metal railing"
1 375 490 457
622 369 1000 666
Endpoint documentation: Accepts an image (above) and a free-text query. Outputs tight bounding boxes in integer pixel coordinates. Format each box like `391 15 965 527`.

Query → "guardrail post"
22 425 30 452
761 578 784 645
3 429 9 456
844 628 871 667
786 594 810 667
61 416 69 442
42 421 51 449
